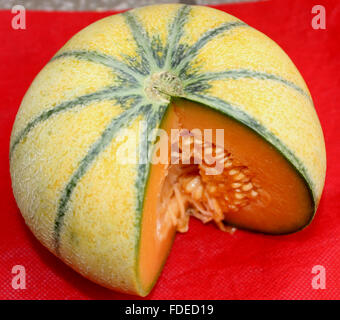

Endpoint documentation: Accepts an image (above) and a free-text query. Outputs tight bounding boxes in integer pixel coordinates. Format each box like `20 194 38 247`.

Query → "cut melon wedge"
138 98 314 294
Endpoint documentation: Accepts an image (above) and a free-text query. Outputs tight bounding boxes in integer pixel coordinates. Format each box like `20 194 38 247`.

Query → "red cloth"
0 0 339 300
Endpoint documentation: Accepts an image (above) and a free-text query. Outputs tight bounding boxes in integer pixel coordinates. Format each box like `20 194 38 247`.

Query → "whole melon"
10 4 326 296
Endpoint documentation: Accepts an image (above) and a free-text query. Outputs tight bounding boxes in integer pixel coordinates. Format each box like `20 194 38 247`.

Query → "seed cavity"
158 134 260 238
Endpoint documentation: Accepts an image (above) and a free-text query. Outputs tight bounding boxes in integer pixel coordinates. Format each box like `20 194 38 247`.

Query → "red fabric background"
0 0 339 300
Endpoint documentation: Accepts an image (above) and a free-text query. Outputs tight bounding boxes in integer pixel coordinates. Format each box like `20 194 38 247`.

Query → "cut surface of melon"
138 98 314 293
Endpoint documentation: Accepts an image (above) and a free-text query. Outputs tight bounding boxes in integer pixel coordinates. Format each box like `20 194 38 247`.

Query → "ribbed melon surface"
10 4 326 296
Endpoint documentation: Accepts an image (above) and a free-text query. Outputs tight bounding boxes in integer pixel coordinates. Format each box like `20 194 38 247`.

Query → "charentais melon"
9 4 326 296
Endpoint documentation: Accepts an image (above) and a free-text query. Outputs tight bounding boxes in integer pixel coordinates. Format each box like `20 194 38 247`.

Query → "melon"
9 4 326 296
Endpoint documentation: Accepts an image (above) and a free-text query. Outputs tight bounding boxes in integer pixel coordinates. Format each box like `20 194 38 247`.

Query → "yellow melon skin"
10 4 326 296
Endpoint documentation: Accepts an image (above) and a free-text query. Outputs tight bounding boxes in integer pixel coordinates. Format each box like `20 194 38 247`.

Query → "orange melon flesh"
138 98 314 291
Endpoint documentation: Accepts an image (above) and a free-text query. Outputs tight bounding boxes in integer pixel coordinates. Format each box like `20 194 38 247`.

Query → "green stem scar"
144 71 184 103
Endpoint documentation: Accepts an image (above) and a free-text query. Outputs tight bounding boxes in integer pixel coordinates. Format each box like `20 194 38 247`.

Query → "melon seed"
242 183 253 191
